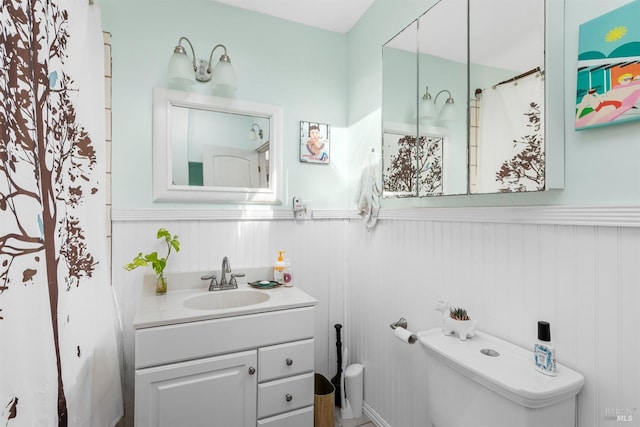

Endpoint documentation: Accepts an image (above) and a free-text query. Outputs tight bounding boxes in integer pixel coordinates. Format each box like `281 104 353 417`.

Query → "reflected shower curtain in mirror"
476 73 545 193
0 1 123 426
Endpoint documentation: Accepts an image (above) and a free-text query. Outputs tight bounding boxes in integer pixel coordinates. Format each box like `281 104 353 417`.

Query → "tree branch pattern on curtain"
0 1 118 425
383 134 443 197
496 102 545 192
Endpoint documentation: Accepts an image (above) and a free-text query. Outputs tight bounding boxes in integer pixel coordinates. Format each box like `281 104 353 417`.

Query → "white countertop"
133 268 317 329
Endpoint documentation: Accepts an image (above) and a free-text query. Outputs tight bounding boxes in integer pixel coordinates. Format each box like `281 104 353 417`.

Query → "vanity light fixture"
249 123 263 141
420 86 456 123
168 36 237 91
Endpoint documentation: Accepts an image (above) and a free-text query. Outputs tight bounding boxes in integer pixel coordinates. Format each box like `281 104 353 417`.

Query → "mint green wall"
348 0 640 207
104 0 640 210
101 0 348 209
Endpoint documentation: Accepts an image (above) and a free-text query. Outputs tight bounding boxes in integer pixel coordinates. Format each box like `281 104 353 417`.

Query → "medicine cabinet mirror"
382 0 564 197
152 88 283 203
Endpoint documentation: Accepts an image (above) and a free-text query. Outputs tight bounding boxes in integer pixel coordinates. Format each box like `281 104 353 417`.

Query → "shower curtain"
0 1 123 426
476 72 545 193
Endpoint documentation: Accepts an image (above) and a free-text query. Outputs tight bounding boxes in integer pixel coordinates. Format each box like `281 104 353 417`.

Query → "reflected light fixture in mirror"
168 36 237 91
420 86 456 123
249 123 263 141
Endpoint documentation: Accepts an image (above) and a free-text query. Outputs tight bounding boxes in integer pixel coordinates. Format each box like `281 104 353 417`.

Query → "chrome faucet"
201 256 244 291
220 256 231 288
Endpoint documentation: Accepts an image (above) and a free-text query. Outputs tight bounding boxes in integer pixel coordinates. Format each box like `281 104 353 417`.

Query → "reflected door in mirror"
202 146 259 187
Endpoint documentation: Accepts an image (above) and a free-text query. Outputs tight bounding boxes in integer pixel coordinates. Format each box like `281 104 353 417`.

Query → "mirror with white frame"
152 88 283 203
382 0 563 196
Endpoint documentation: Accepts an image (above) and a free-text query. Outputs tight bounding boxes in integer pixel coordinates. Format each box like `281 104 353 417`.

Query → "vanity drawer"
258 372 314 419
256 405 313 427
258 339 314 382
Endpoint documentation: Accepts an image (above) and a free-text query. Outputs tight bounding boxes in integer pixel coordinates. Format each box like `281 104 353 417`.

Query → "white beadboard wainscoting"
112 205 640 427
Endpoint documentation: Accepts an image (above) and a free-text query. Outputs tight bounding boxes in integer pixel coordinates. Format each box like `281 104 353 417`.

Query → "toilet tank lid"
417 328 585 409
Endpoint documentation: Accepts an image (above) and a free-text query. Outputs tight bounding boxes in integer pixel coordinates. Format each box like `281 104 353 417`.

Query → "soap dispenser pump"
274 251 285 283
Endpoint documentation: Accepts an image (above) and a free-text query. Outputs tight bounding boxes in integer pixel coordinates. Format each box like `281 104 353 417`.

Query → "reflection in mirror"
469 0 544 194
418 0 467 196
382 0 468 198
382 0 549 197
382 20 419 197
170 108 270 188
153 88 283 203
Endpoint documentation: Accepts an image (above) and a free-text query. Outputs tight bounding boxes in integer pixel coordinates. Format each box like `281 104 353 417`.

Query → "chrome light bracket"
195 58 213 82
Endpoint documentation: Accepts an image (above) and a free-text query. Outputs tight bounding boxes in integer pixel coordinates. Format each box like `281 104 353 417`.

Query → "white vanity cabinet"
134 305 315 427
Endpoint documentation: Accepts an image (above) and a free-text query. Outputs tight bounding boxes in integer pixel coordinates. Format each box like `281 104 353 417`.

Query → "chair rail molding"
112 205 640 227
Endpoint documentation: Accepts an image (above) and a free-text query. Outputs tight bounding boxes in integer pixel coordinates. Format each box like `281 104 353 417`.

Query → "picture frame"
300 121 330 164
575 1 640 131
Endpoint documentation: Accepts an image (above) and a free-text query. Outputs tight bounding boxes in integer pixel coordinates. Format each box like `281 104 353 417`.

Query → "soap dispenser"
534 321 557 376
273 251 285 283
283 258 293 287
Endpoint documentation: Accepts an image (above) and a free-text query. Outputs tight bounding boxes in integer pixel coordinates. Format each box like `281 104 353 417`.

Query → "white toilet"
418 328 584 427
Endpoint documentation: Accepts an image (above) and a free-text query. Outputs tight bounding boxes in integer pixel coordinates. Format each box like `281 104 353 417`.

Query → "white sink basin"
183 290 270 310
133 269 318 328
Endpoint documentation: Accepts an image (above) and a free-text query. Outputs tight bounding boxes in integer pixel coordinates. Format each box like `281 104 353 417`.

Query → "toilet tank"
418 328 584 427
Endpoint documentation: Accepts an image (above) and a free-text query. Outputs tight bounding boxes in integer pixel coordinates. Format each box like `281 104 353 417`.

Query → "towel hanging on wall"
354 149 381 229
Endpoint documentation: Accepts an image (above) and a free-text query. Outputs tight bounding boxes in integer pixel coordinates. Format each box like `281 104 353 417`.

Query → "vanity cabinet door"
135 350 257 427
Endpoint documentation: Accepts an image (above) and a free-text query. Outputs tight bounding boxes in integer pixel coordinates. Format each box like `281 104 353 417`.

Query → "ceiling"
212 0 375 34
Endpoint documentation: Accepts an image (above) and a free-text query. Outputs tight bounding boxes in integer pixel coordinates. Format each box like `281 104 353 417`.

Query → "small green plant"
449 307 470 321
124 228 180 278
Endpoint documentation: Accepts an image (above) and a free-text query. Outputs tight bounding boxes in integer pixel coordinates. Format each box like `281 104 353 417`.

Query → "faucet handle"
229 273 245 288
201 273 219 291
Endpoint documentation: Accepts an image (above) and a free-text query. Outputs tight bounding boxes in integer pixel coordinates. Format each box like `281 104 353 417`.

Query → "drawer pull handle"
286 358 293 366
248 367 256 375
285 393 293 402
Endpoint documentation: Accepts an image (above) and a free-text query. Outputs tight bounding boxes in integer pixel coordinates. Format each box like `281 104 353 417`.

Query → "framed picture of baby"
300 121 330 164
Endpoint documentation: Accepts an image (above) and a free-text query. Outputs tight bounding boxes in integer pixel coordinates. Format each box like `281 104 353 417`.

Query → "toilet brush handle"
331 324 343 407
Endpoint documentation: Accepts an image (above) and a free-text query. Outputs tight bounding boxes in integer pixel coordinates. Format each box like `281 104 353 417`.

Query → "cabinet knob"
248 367 256 375
285 393 293 402
285 358 293 366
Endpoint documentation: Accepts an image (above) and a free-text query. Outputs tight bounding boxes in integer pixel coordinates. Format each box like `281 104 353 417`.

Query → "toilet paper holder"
390 317 417 344
389 317 408 330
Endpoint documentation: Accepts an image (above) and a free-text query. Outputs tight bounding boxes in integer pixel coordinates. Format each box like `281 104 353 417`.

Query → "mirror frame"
152 87 283 204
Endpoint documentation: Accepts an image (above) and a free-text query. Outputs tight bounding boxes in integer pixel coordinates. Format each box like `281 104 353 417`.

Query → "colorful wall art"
575 1 640 131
